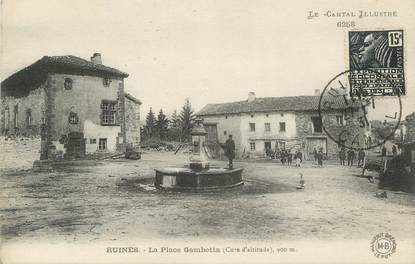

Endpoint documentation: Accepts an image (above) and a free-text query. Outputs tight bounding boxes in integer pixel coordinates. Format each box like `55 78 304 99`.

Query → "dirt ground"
1 150 415 244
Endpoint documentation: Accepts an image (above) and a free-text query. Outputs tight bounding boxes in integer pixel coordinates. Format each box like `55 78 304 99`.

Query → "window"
103 78 112 87
312 116 323 133
266 114 269 117
13 105 18 129
68 112 79 124
99 138 107 150
101 101 117 125
336 115 344 125
224 131 227 135
250 114 254 118
250 142 256 151
281 113 284 117
225 116 228 119
90 138 97 144
26 109 32 128
64 78 73 90
279 122 286 132
265 122 271 132
264 141 271 150
277 141 286 149
249 123 255 132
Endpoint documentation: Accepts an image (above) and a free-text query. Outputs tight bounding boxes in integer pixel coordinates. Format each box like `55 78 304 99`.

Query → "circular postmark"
318 69 402 151
371 233 397 258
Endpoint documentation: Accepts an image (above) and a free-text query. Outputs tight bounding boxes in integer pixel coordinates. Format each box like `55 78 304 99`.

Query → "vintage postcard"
1 0 414 263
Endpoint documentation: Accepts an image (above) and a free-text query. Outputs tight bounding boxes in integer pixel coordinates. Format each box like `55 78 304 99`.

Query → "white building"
197 92 356 159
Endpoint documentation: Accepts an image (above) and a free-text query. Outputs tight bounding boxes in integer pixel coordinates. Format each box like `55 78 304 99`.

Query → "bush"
141 139 176 151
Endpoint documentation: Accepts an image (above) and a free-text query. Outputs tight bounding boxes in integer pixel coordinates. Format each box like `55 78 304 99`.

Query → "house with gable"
1 53 141 160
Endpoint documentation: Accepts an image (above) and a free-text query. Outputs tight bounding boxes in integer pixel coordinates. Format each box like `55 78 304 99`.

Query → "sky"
1 0 414 120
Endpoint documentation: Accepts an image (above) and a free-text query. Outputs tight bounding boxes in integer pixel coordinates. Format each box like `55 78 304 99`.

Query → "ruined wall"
1 86 47 137
46 73 123 157
125 97 141 151
295 111 336 160
295 110 362 160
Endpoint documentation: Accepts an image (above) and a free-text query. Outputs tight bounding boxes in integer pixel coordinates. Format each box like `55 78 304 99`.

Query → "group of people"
338 147 365 167
219 135 373 170
265 148 303 167
312 148 325 167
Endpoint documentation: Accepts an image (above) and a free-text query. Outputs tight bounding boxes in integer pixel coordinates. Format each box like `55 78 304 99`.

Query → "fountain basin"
154 167 243 191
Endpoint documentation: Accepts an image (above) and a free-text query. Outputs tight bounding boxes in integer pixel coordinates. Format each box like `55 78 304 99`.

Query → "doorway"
66 132 86 158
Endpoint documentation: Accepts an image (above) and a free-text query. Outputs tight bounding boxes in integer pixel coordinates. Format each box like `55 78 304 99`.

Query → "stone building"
1 53 141 160
404 112 415 142
197 92 360 160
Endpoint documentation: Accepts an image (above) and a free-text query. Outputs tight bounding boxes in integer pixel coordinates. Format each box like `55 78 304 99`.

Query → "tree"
144 107 156 139
168 110 181 141
170 110 180 129
179 98 195 142
156 109 169 140
371 120 395 141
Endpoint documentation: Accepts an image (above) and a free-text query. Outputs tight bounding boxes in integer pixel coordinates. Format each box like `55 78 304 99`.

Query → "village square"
0 52 414 245
1 2 415 263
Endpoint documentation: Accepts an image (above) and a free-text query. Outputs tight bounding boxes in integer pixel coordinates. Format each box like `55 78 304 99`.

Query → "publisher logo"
371 233 396 258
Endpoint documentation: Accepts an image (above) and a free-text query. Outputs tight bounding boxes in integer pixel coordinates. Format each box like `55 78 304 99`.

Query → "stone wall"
295 111 337 160
405 113 415 142
295 110 363 160
125 96 141 151
0 136 41 170
294 112 330 160
1 86 47 137
45 73 124 159
1 70 137 160
117 82 126 152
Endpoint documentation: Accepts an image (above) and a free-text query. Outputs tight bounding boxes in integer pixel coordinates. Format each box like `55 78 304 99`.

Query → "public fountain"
154 119 243 191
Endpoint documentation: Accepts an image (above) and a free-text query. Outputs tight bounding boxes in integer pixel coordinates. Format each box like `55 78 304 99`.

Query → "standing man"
317 148 324 167
219 135 235 169
357 150 365 167
295 150 303 167
313 147 318 164
287 149 293 166
281 148 287 165
347 149 355 166
339 147 346 166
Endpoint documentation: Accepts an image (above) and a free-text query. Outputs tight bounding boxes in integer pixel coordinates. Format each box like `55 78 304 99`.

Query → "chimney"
91 53 102 64
248 92 256 102
314 89 320 96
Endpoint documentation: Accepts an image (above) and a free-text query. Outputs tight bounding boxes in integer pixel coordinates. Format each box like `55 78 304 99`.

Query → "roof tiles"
197 96 353 116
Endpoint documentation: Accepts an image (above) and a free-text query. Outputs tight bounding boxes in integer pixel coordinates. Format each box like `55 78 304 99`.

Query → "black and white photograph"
1 1 414 263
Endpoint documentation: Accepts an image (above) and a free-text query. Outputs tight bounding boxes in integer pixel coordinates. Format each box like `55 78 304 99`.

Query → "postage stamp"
348 30 405 96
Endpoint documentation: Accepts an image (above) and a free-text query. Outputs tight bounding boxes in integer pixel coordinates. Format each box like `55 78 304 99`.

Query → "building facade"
198 92 360 160
1 53 141 160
